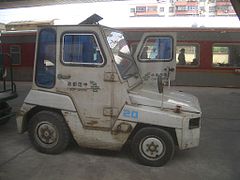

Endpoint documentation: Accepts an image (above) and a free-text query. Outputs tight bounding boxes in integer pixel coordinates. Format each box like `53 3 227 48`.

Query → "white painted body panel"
62 110 136 150
129 85 201 113
24 90 76 111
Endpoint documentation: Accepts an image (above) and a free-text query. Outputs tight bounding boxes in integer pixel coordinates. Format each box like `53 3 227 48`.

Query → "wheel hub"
37 122 58 144
147 142 159 153
141 137 164 160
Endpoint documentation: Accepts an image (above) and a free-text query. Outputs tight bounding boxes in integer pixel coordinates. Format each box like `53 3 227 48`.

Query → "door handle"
57 74 71 79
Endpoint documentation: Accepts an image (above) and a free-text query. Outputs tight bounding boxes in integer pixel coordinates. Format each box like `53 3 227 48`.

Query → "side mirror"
157 75 164 94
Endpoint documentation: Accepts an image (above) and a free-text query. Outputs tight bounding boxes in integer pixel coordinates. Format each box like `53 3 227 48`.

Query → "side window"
212 44 240 67
176 44 199 66
10 46 21 65
62 34 103 65
35 28 56 88
139 36 173 61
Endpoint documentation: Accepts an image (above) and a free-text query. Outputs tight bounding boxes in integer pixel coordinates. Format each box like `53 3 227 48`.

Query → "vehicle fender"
16 90 76 133
16 103 36 133
24 90 76 112
118 104 183 129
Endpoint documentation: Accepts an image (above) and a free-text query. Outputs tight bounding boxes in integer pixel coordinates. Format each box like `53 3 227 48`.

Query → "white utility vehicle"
17 15 201 167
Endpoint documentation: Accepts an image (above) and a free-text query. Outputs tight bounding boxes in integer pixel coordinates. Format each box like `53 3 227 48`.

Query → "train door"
134 32 176 87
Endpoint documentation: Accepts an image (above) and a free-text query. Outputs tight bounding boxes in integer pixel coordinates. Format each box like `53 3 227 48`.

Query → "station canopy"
0 0 129 9
0 0 239 18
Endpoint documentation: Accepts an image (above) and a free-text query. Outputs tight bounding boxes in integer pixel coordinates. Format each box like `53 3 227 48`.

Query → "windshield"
104 28 138 80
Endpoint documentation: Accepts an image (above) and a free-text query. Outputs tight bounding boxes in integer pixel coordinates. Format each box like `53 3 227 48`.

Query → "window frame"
9 45 21 65
138 35 174 63
176 43 200 67
61 32 105 67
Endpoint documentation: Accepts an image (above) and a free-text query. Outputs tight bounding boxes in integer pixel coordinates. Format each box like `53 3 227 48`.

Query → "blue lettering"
131 111 138 119
123 109 138 120
123 110 130 118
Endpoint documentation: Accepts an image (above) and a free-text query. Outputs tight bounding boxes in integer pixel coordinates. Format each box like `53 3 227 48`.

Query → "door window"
139 36 173 61
62 33 103 65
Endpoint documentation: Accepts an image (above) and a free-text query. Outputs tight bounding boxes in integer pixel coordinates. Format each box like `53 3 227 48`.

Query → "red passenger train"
0 30 36 81
122 27 240 87
0 27 240 87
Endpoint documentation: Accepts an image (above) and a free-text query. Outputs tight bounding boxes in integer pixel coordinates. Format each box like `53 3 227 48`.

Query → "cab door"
134 32 176 87
55 26 114 130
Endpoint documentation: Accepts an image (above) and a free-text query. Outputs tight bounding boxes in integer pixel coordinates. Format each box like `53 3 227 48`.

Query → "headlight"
189 117 200 129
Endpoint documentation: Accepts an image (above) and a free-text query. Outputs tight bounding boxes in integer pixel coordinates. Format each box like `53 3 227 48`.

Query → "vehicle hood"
129 85 201 114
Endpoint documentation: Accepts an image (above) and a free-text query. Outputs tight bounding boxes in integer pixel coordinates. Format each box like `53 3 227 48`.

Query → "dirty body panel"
16 18 202 166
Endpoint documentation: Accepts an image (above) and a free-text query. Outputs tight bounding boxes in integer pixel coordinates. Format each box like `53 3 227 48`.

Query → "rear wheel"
131 127 175 167
28 110 71 154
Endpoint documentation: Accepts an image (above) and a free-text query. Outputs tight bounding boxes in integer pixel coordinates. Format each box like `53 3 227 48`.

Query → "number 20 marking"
123 109 138 120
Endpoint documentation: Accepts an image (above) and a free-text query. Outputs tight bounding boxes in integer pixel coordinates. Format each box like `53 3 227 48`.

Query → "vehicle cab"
16 15 201 167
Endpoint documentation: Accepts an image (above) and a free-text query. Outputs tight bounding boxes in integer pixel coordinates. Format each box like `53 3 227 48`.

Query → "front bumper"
175 115 201 150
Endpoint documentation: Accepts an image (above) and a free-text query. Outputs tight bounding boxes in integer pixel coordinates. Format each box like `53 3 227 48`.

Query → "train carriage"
0 30 36 81
122 27 240 87
1 27 240 87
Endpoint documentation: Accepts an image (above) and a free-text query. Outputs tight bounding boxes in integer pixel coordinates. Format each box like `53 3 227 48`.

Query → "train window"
212 44 240 68
62 33 103 65
176 44 199 66
10 46 21 65
35 28 56 88
139 36 173 61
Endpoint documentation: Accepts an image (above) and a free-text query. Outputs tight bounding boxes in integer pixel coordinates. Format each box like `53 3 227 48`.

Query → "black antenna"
79 14 103 25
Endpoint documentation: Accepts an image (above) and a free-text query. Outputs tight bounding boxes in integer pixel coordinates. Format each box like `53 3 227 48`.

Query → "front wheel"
131 127 175 167
28 110 71 154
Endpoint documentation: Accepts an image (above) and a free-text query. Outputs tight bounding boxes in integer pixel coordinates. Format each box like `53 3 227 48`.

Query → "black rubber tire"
28 110 71 154
131 127 175 167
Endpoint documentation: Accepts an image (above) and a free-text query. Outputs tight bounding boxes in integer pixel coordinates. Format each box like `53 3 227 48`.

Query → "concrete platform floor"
0 82 240 180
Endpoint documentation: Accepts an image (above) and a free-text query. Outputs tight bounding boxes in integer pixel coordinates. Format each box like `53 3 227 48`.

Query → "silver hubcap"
140 137 165 160
35 121 58 147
